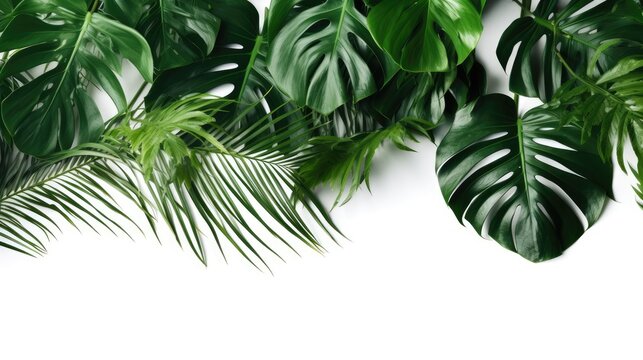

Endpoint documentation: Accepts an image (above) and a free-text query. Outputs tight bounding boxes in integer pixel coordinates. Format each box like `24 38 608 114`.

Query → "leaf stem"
127 82 149 114
520 0 531 17
90 0 100 13
555 50 628 107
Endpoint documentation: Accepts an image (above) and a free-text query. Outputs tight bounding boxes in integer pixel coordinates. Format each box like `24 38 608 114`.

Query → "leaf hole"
207 84 234 98
536 202 554 226
481 185 517 239
535 175 589 230
456 149 511 191
223 43 243 50
534 155 584 178
532 138 576 151
207 63 239 72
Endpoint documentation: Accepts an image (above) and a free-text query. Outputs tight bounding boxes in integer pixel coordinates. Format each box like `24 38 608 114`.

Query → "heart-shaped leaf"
436 94 612 261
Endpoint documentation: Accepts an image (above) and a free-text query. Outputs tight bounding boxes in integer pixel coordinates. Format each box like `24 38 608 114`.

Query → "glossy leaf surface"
267 0 398 114
147 0 307 147
366 0 483 72
0 0 153 156
497 0 643 101
137 0 220 71
437 94 612 261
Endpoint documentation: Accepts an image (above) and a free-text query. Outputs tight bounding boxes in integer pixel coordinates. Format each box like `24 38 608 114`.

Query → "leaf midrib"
516 116 539 247
331 0 350 56
37 10 94 138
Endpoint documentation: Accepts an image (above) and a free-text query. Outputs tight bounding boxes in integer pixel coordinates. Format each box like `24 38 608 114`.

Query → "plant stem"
555 50 628 107
90 0 100 13
520 0 531 16
127 83 149 114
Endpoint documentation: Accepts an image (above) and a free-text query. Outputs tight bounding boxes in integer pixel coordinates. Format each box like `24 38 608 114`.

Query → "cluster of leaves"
0 0 640 266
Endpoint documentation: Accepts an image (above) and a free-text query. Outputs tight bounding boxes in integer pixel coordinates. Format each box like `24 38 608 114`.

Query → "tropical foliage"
0 0 640 266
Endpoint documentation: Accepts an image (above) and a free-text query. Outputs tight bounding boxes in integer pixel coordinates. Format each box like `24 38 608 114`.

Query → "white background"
1 0 642 359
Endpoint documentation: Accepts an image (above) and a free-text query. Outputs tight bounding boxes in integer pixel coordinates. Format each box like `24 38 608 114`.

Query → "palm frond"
553 55 643 204
299 118 433 207
0 94 339 269
0 139 150 256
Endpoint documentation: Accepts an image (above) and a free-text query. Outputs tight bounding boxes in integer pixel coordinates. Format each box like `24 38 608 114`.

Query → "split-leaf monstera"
497 0 643 101
267 0 398 115
436 94 612 261
0 0 153 156
0 0 640 265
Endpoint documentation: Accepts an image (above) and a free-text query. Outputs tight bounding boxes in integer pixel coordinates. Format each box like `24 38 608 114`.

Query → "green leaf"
0 138 151 256
117 95 340 268
117 95 230 181
102 0 146 27
266 0 398 115
0 0 153 156
497 0 643 101
0 0 19 30
436 94 612 262
551 55 643 204
366 0 483 72
136 0 221 71
300 118 430 206
147 0 308 149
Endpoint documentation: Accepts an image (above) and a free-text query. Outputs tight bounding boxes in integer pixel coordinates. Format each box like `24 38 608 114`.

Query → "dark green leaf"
436 94 612 261
497 0 643 101
300 118 430 206
0 0 153 156
147 0 308 149
136 0 221 71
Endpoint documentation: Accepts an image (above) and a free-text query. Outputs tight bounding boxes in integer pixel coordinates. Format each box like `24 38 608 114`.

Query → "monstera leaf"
103 0 220 70
102 0 145 27
367 55 486 126
266 0 398 115
0 0 153 157
137 0 220 71
436 94 612 261
497 0 643 101
366 0 483 72
147 0 307 149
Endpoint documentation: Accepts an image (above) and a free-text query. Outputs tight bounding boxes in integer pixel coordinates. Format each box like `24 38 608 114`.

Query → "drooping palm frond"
298 118 433 207
0 138 151 256
0 93 339 269
553 55 643 204
112 95 340 268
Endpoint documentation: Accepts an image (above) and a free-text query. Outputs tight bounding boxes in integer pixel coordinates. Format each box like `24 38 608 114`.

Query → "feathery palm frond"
552 55 643 204
0 94 339 268
0 138 150 256
299 118 434 207
116 95 339 268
